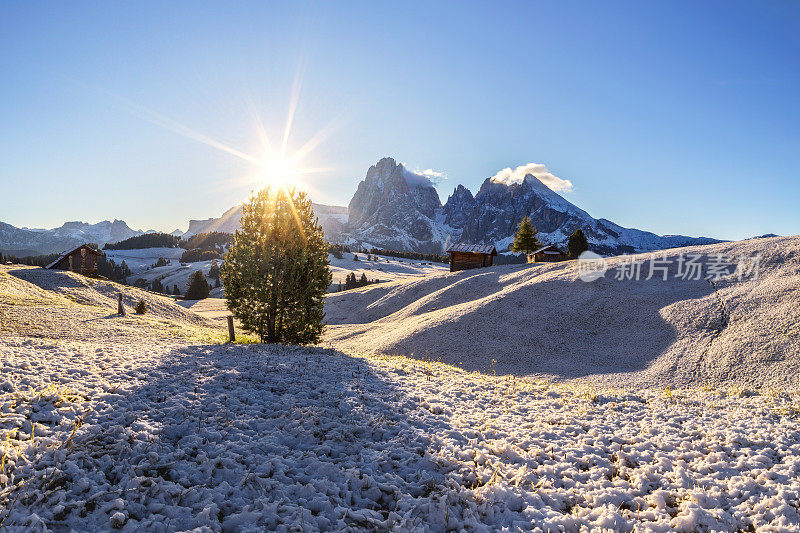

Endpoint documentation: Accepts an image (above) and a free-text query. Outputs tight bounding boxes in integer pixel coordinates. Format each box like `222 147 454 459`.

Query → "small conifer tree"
134 299 147 314
185 271 211 300
208 260 220 281
510 216 541 256
173 284 180 296
221 186 331 344
567 229 589 259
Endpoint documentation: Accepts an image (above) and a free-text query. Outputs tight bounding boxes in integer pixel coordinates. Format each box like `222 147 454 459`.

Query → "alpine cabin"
528 244 568 263
446 243 497 272
46 244 105 277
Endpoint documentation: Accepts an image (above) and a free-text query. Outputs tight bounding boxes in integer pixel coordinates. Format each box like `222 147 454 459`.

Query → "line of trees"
336 272 381 292
179 232 233 252
180 248 223 262
368 248 448 263
103 233 180 250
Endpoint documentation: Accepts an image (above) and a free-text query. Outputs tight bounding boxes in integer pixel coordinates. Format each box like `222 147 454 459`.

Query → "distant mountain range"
183 203 348 240
0 220 145 256
1 156 725 256
337 157 722 255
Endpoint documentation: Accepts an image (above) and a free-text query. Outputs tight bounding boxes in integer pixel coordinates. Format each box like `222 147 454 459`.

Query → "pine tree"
510 216 541 256
134 299 147 314
185 271 211 300
359 273 368 287
567 229 589 259
173 284 180 296
151 279 164 293
208 259 220 281
220 186 331 344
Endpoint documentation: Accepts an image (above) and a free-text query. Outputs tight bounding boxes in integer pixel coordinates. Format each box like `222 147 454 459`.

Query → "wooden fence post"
118 294 125 316
227 315 235 343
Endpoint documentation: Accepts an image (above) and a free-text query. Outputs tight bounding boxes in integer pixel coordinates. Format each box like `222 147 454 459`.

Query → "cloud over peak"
402 165 447 188
489 163 573 193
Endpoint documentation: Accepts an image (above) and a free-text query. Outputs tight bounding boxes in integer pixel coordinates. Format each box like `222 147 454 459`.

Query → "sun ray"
286 112 348 167
67 70 337 199
280 60 305 159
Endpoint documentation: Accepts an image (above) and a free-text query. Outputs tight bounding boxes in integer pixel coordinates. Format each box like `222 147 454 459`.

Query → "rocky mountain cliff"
341 157 721 255
344 158 448 253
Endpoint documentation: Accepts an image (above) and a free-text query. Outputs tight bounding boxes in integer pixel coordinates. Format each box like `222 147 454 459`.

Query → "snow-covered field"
325 236 800 389
328 252 448 291
2 244 800 531
104 248 224 298
103 247 445 296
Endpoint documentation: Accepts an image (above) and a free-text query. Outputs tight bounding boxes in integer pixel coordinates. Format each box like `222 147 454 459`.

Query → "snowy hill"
325 235 800 388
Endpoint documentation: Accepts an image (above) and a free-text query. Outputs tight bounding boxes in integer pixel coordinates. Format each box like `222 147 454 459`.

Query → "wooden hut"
446 243 497 272
46 244 105 276
528 244 568 263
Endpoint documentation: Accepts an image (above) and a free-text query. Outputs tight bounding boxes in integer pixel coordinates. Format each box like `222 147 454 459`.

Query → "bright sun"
257 155 299 189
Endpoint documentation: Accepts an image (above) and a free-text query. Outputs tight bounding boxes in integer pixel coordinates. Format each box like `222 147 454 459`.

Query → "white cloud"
402 166 447 188
489 163 573 193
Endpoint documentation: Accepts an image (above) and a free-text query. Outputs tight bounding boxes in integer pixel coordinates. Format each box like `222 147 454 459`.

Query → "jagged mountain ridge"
1 157 722 257
0 220 143 256
340 157 721 254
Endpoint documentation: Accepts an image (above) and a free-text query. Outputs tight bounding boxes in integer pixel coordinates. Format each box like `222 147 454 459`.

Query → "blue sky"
1 1 798 239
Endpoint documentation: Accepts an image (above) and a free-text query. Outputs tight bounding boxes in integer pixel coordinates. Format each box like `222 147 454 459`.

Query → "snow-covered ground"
325 236 800 389
328 252 448 291
103 247 444 296
2 251 800 531
104 248 224 298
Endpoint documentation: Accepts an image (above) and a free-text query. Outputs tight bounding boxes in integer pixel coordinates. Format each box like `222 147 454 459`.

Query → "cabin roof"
446 243 497 255
531 244 564 255
45 244 105 269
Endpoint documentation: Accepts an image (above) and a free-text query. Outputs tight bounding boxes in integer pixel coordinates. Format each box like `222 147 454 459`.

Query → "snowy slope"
325 236 800 388
1 265 799 531
328 252 448 290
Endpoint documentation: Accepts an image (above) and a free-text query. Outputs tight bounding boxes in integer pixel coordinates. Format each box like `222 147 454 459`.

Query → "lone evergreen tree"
220 186 331 344
208 260 220 281
510 216 541 256
567 228 589 259
173 284 180 296
185 271 211 300
134 299 147 314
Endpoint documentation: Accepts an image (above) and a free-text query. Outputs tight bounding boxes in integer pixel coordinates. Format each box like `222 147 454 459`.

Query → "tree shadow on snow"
44 343 457 531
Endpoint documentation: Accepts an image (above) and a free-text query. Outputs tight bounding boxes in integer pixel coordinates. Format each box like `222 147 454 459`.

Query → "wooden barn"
46 244 105 276
446 243 497 272
528 244 568 263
